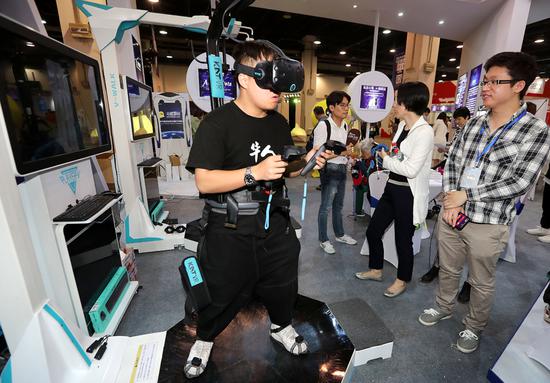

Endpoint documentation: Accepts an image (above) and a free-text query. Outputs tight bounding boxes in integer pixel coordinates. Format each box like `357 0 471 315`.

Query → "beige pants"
436 213 509 332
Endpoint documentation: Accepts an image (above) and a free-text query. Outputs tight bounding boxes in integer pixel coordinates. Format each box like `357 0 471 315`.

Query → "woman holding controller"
355 82 433 297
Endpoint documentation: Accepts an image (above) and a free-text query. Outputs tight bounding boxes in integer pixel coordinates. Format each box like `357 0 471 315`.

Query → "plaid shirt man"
444 103 550 225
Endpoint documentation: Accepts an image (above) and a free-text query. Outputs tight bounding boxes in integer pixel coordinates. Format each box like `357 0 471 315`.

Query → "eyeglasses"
479 79 518 88
337 103 350 109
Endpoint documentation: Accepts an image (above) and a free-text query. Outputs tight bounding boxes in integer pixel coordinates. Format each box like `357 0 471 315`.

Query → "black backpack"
306 119 331 152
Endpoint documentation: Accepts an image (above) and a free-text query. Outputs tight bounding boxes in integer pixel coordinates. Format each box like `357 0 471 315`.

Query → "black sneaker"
457 281 471 303
420 265 439 283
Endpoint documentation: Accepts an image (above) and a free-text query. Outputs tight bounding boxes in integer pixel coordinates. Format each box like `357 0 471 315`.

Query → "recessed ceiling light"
438 80 443 83
345 64 351 67
457 44 463 48
339 50 347 55
313 40 321 45
159 30 168 35
398 12 404 17
166 55 173 59
356 72 361 75
456 66 460 69
390 49 396 53
383 29 391 34
449 58 456 62
442 74 447 78
148 0 159 3
353 4 358 8
283 14 292 19
41 19 47 24
534 39 544 43
438 20 445 25
26 42 35 47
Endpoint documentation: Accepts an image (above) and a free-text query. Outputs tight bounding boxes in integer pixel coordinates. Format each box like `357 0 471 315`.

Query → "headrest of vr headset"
233 40 304 93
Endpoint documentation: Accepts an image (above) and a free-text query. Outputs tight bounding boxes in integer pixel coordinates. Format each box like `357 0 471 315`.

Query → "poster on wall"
392 49 405 87
466 64 482 115
132 36 144 83
455 73 468 109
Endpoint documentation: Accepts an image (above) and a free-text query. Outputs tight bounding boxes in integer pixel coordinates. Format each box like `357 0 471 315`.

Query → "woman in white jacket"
355 82 433 297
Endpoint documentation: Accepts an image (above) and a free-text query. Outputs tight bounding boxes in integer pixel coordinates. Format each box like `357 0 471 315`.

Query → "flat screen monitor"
360 85 387 110
198 68 236 99
126 77 155 141
0 14 111 176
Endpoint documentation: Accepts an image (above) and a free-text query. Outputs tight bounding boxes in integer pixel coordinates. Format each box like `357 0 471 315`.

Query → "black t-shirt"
388 128 410 183
186 102 293 235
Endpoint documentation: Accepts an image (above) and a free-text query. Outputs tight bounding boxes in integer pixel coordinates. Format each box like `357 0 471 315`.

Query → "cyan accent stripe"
0 359 12 383
75 0 112 17
182 27 207 34
124 217 162 244
226 18 235 35
43 304 91 366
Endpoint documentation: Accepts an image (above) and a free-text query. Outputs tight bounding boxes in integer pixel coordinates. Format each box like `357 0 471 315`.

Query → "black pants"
196 211 300 341
541 182 550 229
366 183 415 282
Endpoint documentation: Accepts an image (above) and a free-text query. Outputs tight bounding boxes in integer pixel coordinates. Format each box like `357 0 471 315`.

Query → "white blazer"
383 117 434 225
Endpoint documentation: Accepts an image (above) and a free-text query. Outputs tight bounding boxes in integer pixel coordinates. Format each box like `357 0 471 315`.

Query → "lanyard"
474 110 526 167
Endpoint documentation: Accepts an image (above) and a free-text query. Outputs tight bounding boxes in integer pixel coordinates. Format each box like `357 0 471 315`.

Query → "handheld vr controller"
281 145 307 162
299 140 347 176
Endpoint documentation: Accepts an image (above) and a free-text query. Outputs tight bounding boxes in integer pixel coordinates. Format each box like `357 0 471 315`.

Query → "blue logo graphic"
184 257 203 287
59 167 80 194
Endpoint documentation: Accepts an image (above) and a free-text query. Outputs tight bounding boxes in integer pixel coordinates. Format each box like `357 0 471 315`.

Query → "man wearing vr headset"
184 41 329 379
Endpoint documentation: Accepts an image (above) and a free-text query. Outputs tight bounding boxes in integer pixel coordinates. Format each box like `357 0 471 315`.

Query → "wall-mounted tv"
198 68 236 99
0 14 111 176
126 76 155 142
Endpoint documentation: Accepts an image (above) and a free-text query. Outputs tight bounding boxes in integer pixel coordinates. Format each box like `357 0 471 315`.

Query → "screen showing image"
198 68 236 99
0 15 111 175
466 64 483 115
360 85 387 110
126 77 155 141
468 64 482 89
455 73 468 109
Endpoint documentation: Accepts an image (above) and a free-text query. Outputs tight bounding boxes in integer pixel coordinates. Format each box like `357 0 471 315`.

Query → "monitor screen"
198 68 236 99
126 77 155 141
360 85 387 110
0 15 111 176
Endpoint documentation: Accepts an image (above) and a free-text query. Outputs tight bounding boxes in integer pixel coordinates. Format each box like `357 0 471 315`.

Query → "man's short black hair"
326 91 351 110
313 106 325 116
396 82 430 116
424 108 430 114
453 107 471 120
525 101 537 115
484 52 538 99
436 112 448 123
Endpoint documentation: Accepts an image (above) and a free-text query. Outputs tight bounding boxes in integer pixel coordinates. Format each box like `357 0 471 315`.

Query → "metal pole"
371 10 380 72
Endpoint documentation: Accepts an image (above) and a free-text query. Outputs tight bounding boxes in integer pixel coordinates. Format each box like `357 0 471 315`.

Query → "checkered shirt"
444 104 550 225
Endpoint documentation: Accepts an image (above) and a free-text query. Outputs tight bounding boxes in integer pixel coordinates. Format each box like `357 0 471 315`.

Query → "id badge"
460 167 481 188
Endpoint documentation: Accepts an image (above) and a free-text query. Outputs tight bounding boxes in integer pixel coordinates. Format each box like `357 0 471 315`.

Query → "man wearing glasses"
419 52 550 353
315 91 357 254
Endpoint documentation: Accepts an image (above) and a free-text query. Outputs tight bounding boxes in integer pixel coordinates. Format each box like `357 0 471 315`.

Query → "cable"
189 40 206 64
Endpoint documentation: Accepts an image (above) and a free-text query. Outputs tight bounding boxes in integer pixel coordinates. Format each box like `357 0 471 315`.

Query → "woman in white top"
355 82 434 297
432 112 448 165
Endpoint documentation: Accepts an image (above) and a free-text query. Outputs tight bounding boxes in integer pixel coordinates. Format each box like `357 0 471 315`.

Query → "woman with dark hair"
432 112 448 165
355 81 434 297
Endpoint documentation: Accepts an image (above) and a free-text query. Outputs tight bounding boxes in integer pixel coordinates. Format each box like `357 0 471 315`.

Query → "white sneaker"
335 234 357 245
320 241 336 254
270 324 308 355
526 226 550 236
184 340 213 379
538 234 550 244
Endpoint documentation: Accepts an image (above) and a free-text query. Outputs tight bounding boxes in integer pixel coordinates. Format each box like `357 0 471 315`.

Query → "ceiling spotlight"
148 0 159 3
449 58 456 62
283 14 292 19
442 74 447 78
390 49 396 53
457 44 463 48
313 40 322 45
383 29 391 34
345 64 351 67
438 20 445 25
41 19 47 24
534 39 544 43
438 80 443 83
456 66 460 69
26 41 35 47
356 72 361 75
339 50 347 55
398 12 404 17
166 55 173 59
159 30 168 35
353 4 358 8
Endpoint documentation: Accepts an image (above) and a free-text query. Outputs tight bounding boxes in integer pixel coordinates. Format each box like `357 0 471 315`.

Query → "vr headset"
233 40 304 93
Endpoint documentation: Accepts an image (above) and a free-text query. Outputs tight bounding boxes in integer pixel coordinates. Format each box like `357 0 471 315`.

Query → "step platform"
158 295 355 382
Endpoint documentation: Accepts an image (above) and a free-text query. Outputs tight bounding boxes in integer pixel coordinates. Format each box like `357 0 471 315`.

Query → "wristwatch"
244 166 257 186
